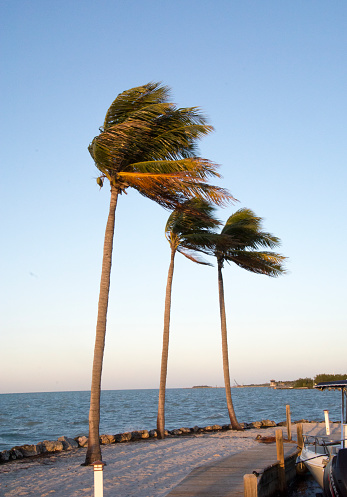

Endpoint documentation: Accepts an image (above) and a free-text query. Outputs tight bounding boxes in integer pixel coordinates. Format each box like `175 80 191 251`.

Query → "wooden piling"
244 473 258 497
286 404 292 441
295 423 308 475
297 423 304 451
276 429 286 493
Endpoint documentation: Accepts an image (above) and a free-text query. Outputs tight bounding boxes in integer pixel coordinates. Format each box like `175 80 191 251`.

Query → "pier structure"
167 438 299 497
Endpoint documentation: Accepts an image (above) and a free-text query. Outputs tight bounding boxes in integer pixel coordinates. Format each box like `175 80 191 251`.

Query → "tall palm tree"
85 83 232 465
210 208 286 429
157 199 220 439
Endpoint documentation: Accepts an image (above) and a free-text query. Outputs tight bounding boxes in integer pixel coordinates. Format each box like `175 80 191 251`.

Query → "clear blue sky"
1 0 346 394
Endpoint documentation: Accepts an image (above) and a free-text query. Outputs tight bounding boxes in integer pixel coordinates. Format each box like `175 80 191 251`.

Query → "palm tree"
85 83 232 465
211 208 286 429
157 199 220 439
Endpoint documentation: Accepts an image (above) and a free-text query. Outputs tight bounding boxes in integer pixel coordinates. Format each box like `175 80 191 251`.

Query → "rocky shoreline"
0 418 314 464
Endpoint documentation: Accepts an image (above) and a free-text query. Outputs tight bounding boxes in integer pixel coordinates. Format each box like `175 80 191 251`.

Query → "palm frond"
177 247 212 266
89 120 151 172
165 198 220 235
103 82 171 129
164 199 219 266
127 158 221 179
221 208 281 250
223 250 287 277
119 171 233 208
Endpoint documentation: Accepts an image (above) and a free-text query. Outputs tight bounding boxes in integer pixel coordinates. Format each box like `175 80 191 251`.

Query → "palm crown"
165 198 220 264
207 208 286 275
89 82 232 209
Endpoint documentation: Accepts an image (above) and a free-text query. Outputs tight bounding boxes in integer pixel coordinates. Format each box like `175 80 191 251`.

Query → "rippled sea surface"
0 387 342 450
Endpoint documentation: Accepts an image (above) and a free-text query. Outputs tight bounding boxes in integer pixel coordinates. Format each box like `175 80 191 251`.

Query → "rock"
10 449 24 460
277 421 286 426
37 440 64 453
149 429 157 438
131 430 149 440
203 426 213 432
16 444 41 457
261 419 276 427
58 436 79 450
192 426 200 433
100 434 115 445
211 425 222 431
179 427 191 434
169 429 182 436
76 436 88 447
222 424 232 430
0 450 10 462
242 423 253 429
114 432 132 443
295 419 310 424
250 421 262 428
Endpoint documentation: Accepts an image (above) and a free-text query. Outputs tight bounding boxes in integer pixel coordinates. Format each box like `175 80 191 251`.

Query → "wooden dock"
167 442 299 497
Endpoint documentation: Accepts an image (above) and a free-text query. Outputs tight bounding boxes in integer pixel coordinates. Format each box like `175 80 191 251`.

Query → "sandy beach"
0 423 340 497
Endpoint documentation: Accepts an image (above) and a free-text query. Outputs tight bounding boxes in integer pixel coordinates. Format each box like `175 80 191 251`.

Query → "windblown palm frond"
223 250 286 275
221 208 281 250
120 172 230 209
165 199 220 246
103 82 171 128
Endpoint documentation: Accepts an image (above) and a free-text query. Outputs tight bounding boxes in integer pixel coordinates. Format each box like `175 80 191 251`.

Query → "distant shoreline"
191 384 271 389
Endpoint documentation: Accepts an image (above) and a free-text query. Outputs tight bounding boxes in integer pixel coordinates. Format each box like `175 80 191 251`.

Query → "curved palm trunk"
157 245 176 439
217 260 243 430
84 185 119 465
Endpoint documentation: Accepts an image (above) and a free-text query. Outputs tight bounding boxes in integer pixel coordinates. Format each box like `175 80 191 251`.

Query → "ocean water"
0 387 342 451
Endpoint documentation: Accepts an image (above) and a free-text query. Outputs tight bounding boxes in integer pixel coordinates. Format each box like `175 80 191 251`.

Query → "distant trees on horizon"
294 374 347 389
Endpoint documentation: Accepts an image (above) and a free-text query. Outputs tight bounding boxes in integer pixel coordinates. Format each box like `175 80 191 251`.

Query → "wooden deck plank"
167 443 298 497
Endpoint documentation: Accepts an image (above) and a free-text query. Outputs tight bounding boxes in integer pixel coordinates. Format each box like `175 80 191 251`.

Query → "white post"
343 424 347 449
92 461 105 497
324 410 330 436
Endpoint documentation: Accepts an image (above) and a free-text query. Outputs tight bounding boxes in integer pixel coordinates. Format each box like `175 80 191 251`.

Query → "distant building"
270 379 276 388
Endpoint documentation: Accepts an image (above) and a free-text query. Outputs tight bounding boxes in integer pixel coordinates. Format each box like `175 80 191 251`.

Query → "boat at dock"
298 380 347 496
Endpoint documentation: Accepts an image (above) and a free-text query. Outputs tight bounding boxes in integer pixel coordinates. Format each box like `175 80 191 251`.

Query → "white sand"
0 423 340 497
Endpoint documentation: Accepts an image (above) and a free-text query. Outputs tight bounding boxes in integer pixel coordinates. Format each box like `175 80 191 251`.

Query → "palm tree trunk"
157 245 176 439
217 260 243 430
84 185 119 465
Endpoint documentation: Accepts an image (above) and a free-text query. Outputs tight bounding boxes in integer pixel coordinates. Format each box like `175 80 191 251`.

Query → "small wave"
70 419 89 425
25 421 42 427
0 433 20 440
203 413 225 420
